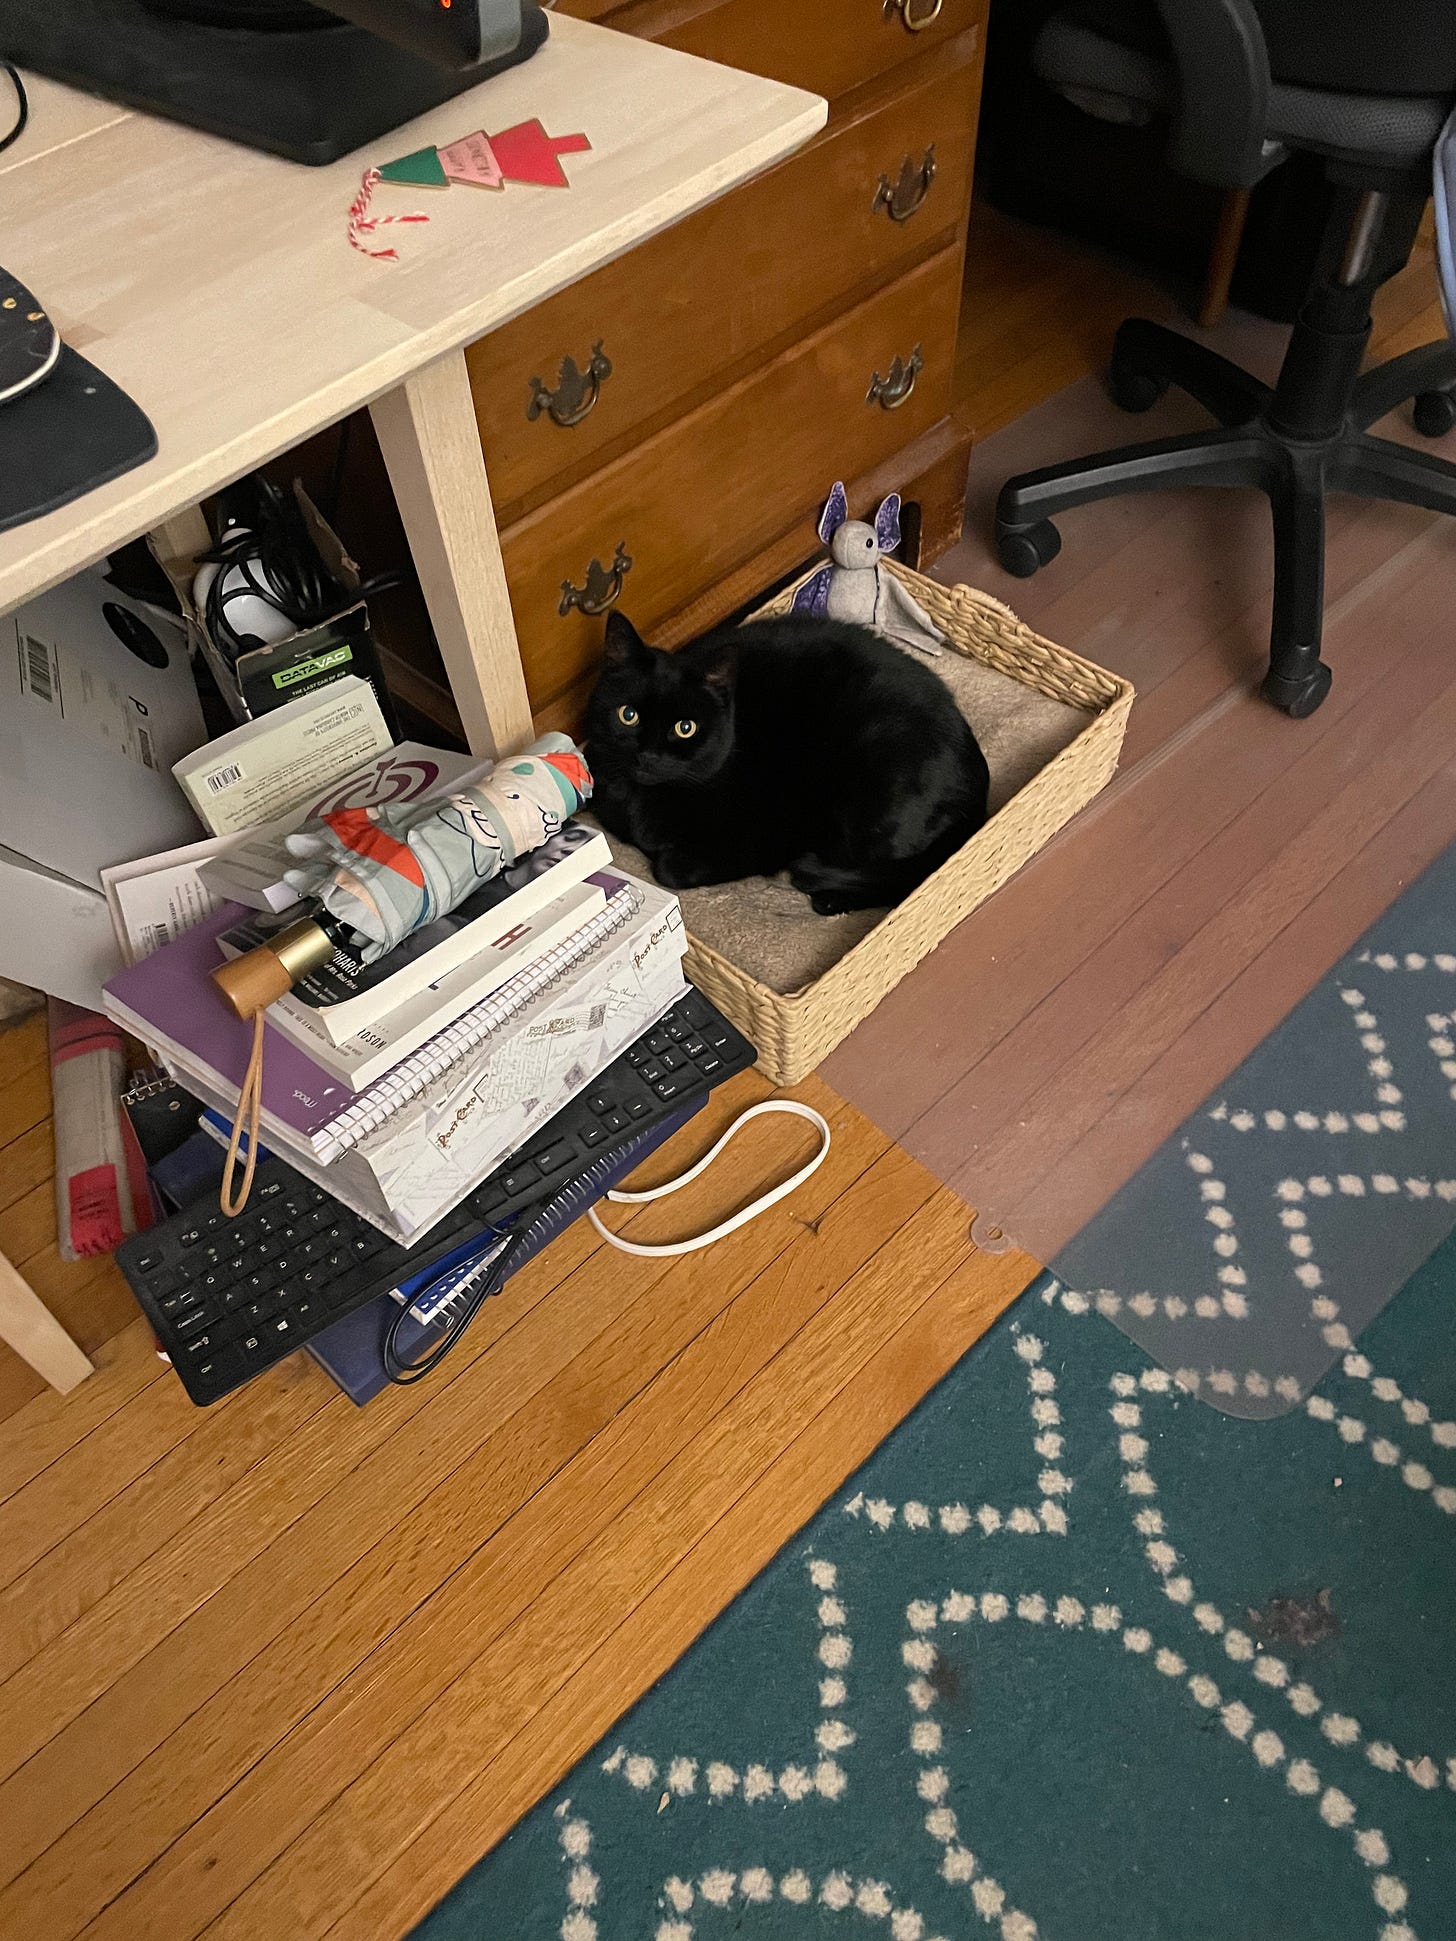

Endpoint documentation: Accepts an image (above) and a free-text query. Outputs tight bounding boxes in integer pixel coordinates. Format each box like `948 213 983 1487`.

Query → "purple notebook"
105 905 354 1138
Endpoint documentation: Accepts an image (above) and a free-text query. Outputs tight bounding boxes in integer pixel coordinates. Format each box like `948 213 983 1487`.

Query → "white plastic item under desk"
0 21 825 1392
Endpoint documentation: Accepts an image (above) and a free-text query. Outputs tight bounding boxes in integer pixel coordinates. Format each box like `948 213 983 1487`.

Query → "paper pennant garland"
438 131 504 190
487 119 592 188
376 143 449 189
351 122 592 260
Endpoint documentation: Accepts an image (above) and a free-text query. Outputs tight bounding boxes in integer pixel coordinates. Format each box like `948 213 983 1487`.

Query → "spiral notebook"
106 877 644 1161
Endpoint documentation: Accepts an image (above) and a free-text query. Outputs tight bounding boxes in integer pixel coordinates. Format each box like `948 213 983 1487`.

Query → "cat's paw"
650 847 697 890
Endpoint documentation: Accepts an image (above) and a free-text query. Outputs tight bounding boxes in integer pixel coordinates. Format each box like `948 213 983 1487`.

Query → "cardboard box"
150 487 398 732
0 563 213 1006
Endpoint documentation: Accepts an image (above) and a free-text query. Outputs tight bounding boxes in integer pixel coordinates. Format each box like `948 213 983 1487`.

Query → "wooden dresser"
391 0 989 735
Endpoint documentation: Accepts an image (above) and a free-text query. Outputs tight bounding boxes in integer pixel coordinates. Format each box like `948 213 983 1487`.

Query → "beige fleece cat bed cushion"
597 570 1133 1084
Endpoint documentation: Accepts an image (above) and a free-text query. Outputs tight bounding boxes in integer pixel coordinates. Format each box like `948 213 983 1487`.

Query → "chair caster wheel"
1262 659 1332 718
1108 360 1168 414
1412 389 1456 438
996 519 1062 578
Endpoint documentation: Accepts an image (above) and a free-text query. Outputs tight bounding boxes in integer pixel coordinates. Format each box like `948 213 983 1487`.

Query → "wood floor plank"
0 1321 169 1507
949 637 1456 1248
0 1124 52 1218
186 1185 982 1941
901 537 1456 1199
0 1352 332 1685
332 1240 1038 1941
0 1024 51 1152
59 1124 922 1941
4 1080 884 1930
1012 760 1456 1254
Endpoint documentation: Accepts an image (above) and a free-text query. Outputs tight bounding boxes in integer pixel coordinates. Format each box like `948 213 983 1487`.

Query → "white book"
252 876 609 1091
171 676 393 837
173 885 688 1247
218 825 612 1047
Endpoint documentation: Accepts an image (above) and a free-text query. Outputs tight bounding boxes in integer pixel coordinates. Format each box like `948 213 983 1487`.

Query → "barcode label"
140 921 171 953
20 634 54 704
137 726 156 772
204 763 243 794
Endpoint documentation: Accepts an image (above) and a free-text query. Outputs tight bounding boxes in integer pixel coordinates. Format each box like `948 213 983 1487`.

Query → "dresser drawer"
470 36 982 516
502 240 963 711
609 0 986 101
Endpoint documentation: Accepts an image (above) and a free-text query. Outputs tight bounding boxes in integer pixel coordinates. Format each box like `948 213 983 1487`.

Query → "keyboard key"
682 1036 708 1059
243 1297 276 1324
257 1178 283 1197
269 1314 295 1339
666 1018 690 1042
532 1142 574 1175
698 1053 722 1075
706 1026 730 1049
626 1097 651 1119
133 1249 164 1275
184 1331 219 1358
500 1170 535 1197
646 1029 670 1056
601 1108 627 1133
240 1332 268 1361
639 1059 664 1083
627 1045 648 1067
292 1297 320 1328
586 1092 613 1116
191 1349 240 1391
654 1073 690 1100
177 1226 204 1248
175 1305 217 1338
581 1123 607 1147
658 1047 685 1072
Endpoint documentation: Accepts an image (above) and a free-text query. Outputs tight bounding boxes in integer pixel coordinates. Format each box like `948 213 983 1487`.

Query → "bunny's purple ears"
815 480 903 553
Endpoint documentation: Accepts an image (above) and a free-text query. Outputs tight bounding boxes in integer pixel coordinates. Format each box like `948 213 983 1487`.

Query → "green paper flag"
378 145 448 189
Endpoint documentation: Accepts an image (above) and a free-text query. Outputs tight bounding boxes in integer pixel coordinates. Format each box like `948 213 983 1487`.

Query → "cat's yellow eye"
673 719 698 740
616 704 639 726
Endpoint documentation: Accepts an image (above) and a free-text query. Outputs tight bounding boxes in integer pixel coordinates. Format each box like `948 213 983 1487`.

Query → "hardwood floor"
0 1012 1034 1941
828 207 1456 1261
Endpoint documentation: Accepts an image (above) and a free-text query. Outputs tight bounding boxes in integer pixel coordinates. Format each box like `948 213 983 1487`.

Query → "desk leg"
0 1249 93 1394
370 349 534 760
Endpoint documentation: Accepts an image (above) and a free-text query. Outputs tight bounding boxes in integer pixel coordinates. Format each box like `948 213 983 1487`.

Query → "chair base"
995 316 1456 716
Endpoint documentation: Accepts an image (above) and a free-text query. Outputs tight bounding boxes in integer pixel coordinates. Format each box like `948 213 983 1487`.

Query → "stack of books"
103 762 689 1248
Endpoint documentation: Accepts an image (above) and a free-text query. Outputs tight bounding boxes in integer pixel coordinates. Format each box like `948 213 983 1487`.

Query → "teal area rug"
414 1238 1456 1941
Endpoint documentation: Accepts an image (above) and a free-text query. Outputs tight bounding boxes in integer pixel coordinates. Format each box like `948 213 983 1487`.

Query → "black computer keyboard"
117 990 756 1405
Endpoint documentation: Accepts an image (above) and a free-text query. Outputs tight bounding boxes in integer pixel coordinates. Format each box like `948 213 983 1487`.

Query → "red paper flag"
488 119 591 188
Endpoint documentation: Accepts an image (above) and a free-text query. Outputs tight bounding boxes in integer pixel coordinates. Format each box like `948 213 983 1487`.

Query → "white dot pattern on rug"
905 1587 1417 1941
600 1558 851 1805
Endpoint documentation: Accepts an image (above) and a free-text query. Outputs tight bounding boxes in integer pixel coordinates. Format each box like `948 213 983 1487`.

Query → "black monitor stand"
2 0 549 165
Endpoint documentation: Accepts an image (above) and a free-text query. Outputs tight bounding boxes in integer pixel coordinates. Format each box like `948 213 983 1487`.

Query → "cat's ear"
698 637 740 700
602 610 647 667
817 481 849 546
874 493 902 554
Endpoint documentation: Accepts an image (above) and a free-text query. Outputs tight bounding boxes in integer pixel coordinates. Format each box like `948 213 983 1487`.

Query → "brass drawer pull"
867 345 923 411
872 146 937 223
560 542 633 617
884 0 944 32
528 342 613 429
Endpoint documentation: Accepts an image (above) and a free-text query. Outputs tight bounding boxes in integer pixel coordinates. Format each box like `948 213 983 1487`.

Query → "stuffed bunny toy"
790 481 945 657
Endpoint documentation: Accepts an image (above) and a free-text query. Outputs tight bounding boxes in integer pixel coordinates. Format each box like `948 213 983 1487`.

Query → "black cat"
585 610 991 914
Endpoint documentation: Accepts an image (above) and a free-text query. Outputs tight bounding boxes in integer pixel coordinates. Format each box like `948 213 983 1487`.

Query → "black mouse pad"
0 343 157 535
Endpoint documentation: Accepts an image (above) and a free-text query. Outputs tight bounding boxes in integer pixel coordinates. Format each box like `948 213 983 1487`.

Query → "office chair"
993 0 1456 716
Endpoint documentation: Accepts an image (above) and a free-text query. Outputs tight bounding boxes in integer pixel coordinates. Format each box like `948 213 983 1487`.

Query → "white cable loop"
587 1099 831 1257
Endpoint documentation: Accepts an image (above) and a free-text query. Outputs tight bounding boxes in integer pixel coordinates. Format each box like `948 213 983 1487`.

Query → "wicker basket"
681 562 1134 1084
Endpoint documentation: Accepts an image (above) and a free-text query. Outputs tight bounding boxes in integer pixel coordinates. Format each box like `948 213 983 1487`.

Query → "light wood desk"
0 17 824 1391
